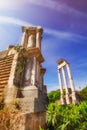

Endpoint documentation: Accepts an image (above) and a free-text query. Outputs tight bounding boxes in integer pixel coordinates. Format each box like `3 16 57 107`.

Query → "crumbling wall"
0 109 46 130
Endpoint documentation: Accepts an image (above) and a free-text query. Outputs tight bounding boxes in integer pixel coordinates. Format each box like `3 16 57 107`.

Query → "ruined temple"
57 59 79 105
0 26 47 130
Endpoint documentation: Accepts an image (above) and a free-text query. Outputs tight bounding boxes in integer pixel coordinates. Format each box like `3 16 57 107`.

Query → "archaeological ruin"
57 59 79 105
0 26 47 130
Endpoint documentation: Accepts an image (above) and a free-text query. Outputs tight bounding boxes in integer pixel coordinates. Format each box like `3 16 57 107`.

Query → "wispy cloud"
0 0 24 10
0 0 86 18
0 16 33 26
45 28 87 43
0 16 87 43
28 0 87 17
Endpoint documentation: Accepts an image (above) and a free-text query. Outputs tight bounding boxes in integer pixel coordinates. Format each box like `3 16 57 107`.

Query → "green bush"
79 86 87 100
46 101 87 130
48 90 60 103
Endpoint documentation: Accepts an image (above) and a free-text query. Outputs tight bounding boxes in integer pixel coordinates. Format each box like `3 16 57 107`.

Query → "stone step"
0 60 12 68
0 54 14 97
0 55 14 66
0 80 8 84
0 85 5 89
0 70 10 76
0 54 14 63
0 77 9 82
0 66 11 73
0 65 12 71
0 88 4 92
0 93 3 96
0 73 10 79
0 81 8 84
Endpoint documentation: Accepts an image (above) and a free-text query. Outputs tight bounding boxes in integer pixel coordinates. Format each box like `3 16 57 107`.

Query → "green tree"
48 90 60 103
79 86 87 100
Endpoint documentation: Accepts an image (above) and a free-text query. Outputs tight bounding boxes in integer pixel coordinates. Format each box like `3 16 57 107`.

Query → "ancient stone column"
40 68 46 91
36 27 43 50
27 34 35 48
66 64 77 104
36 61 40 86
31 57 37 86
24 57 33 86
62 67 70 104
58 69 65 105
21 31 26 46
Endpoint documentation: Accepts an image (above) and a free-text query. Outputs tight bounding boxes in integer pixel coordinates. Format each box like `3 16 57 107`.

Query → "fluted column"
58 69 64 105
36 31 41 50
21 31 26 46
62 67 70 104
66 64 77 104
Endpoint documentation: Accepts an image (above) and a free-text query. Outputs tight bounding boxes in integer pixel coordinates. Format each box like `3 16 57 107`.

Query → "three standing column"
57 59 78 105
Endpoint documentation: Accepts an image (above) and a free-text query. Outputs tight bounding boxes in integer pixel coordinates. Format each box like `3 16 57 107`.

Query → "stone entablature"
21 26 43 50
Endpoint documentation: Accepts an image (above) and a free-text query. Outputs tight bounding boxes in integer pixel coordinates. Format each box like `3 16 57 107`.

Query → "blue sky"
0 0 87 92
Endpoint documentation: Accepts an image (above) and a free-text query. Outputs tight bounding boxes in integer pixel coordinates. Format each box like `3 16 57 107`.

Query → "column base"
66 93 70 104
72 91 78 104
60 94 65 105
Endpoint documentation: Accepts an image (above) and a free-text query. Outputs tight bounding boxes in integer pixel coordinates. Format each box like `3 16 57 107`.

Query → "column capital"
36 26 43 34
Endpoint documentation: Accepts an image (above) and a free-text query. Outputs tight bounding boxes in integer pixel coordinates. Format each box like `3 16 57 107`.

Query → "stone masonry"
0 26 47 130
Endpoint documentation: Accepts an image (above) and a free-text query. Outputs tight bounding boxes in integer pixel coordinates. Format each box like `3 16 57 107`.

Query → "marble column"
36 31 41 50
24 58 32 86
21 31 26 46
39 73 43 90
27 34 35 48
66 64 77 104
62 67 70 104
36 61 40 86
31 57 37 86
58 69 64 105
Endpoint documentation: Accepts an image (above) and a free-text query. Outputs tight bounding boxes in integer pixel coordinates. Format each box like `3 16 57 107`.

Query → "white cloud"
0 16 87 43
0 0 86 18
0 0 19 10
27 0 87 17
0 16 33 26
45 28 87 42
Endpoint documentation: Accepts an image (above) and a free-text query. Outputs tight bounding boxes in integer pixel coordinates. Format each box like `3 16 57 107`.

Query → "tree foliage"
46 101 87 130
79 86 87 100
46 86 87 130
48 90 60 103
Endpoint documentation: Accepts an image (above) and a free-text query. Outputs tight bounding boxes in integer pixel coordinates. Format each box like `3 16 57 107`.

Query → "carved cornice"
20 47 44 63
22 26 43 35
40 68 46 74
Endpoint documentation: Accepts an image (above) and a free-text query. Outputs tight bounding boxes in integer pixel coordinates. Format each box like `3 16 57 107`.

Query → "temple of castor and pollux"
0 26 79 130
